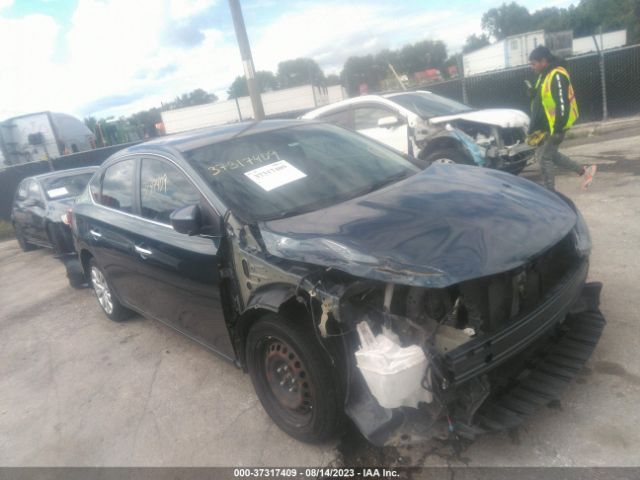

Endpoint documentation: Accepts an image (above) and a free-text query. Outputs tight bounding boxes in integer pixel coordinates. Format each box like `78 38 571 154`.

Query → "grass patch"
0 220 15 242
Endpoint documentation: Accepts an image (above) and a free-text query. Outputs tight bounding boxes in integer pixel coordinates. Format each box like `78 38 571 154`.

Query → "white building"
463 30 545 76
463 29 628 76
572 29 627 55
161 84 331 135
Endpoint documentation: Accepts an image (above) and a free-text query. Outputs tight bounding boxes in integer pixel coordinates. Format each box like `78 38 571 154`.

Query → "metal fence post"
592 28 609 121
458 56 469 104
599 50 609 121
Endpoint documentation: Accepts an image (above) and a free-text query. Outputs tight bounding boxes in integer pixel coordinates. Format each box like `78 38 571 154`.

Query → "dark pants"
535 132 583 190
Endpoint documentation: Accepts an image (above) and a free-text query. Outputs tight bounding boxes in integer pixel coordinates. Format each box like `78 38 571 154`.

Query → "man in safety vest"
527 46 596 190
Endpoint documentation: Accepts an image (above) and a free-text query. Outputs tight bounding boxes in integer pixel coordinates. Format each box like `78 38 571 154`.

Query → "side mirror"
170 204 202 235
377 115 401 128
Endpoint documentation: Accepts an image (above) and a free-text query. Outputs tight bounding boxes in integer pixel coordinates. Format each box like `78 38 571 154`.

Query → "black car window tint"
140 158 200 225
100 160 134 213
354 106 397 130
319 109 351 129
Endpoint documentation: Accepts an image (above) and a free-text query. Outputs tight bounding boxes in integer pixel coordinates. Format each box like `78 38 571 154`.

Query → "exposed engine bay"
222 166 606 447
412 116 534 173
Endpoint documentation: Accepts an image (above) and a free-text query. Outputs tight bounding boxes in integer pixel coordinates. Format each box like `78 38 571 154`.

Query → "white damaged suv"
303 91 534 174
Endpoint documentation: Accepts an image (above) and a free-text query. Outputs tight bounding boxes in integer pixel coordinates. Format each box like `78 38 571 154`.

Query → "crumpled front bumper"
344 279 606 446
490 143 536 173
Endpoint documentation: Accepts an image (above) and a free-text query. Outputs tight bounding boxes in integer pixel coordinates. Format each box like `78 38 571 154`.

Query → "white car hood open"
429 109 530 129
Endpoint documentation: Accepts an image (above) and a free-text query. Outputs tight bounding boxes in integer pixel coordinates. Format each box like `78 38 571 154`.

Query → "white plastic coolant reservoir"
355 321 432 409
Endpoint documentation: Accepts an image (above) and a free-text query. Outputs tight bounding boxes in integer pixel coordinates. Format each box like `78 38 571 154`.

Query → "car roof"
29 166 99 182
302 93 432 119
122 119 311 155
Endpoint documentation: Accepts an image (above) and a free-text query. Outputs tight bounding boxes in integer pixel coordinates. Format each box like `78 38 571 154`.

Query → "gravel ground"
0 129 638 467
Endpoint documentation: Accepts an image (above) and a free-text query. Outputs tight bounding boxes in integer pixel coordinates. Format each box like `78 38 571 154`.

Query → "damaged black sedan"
69 120 605 445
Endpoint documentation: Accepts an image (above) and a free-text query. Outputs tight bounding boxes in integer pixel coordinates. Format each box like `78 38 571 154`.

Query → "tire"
423 147 473 166
14 224 37 252
246 313 343 443
89 258 132 321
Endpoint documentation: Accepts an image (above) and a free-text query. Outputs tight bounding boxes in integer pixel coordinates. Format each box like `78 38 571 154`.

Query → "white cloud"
0 0 492 121
0 0 232 119
0 13 62 119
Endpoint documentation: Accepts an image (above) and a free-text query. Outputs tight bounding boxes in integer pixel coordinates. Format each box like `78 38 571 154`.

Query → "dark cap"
529 45 553 62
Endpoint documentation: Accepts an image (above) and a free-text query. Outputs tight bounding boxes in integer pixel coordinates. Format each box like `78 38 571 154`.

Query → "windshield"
388 92 472 118
42 172 95 200
184 123 419 221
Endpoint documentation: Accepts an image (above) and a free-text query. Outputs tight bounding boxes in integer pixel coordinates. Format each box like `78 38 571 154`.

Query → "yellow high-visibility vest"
534 66 579 133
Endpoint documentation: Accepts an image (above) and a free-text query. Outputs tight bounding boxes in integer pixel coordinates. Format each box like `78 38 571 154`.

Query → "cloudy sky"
0 0 574 121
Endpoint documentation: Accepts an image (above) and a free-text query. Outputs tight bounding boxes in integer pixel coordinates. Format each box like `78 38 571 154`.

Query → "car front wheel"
423 147 473 166
89 259 131 321
246 313 343 443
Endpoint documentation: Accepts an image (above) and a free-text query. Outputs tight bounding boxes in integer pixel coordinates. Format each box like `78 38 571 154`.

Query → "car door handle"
134 245 152 256
89 229 102 238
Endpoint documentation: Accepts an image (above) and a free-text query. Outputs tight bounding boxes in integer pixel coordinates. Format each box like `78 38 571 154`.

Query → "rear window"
318 109 351 129
42 172 94 200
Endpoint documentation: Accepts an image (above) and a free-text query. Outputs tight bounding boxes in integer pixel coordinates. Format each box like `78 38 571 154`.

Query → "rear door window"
318 109 352 129
100 159 135 213
140 158 200 225
354 106 400 130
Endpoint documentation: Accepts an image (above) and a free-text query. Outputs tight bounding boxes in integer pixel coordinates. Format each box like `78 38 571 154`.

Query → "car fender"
418 128 486 166
234 282 299 367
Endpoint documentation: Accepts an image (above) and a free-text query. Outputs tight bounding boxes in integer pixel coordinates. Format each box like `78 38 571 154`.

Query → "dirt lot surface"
1 129 639 467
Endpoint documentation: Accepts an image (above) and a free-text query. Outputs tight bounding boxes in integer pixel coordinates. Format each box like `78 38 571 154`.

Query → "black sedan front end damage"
67 120 605 446
337 256 604 446
248 164 605 446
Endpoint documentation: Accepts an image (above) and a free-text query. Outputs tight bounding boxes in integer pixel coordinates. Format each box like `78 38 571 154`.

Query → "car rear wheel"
14 225 37 252
424 147 473 166
89 259 132 321
246 313 343 443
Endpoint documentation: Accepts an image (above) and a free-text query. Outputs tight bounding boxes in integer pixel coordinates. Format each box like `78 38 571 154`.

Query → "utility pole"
228 0 265 121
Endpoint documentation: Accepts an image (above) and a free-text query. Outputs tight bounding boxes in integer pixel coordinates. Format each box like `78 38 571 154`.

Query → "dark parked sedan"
70 120 605 445
11 167 98 253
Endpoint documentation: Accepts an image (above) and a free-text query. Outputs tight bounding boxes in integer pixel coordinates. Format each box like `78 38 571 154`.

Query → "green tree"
83 116 102 147
398 40 447 74
164 88 218 110
277 58 325 88
462 33 491 54
227 71 279 99
481 2 532 40
325 73 342 86
340 54 387 96
129 107 162 138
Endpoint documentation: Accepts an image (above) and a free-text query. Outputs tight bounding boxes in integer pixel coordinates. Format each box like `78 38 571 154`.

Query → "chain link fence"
422 44 640 124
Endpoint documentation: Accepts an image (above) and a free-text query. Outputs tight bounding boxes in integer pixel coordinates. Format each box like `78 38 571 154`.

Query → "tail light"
61 208 73 228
